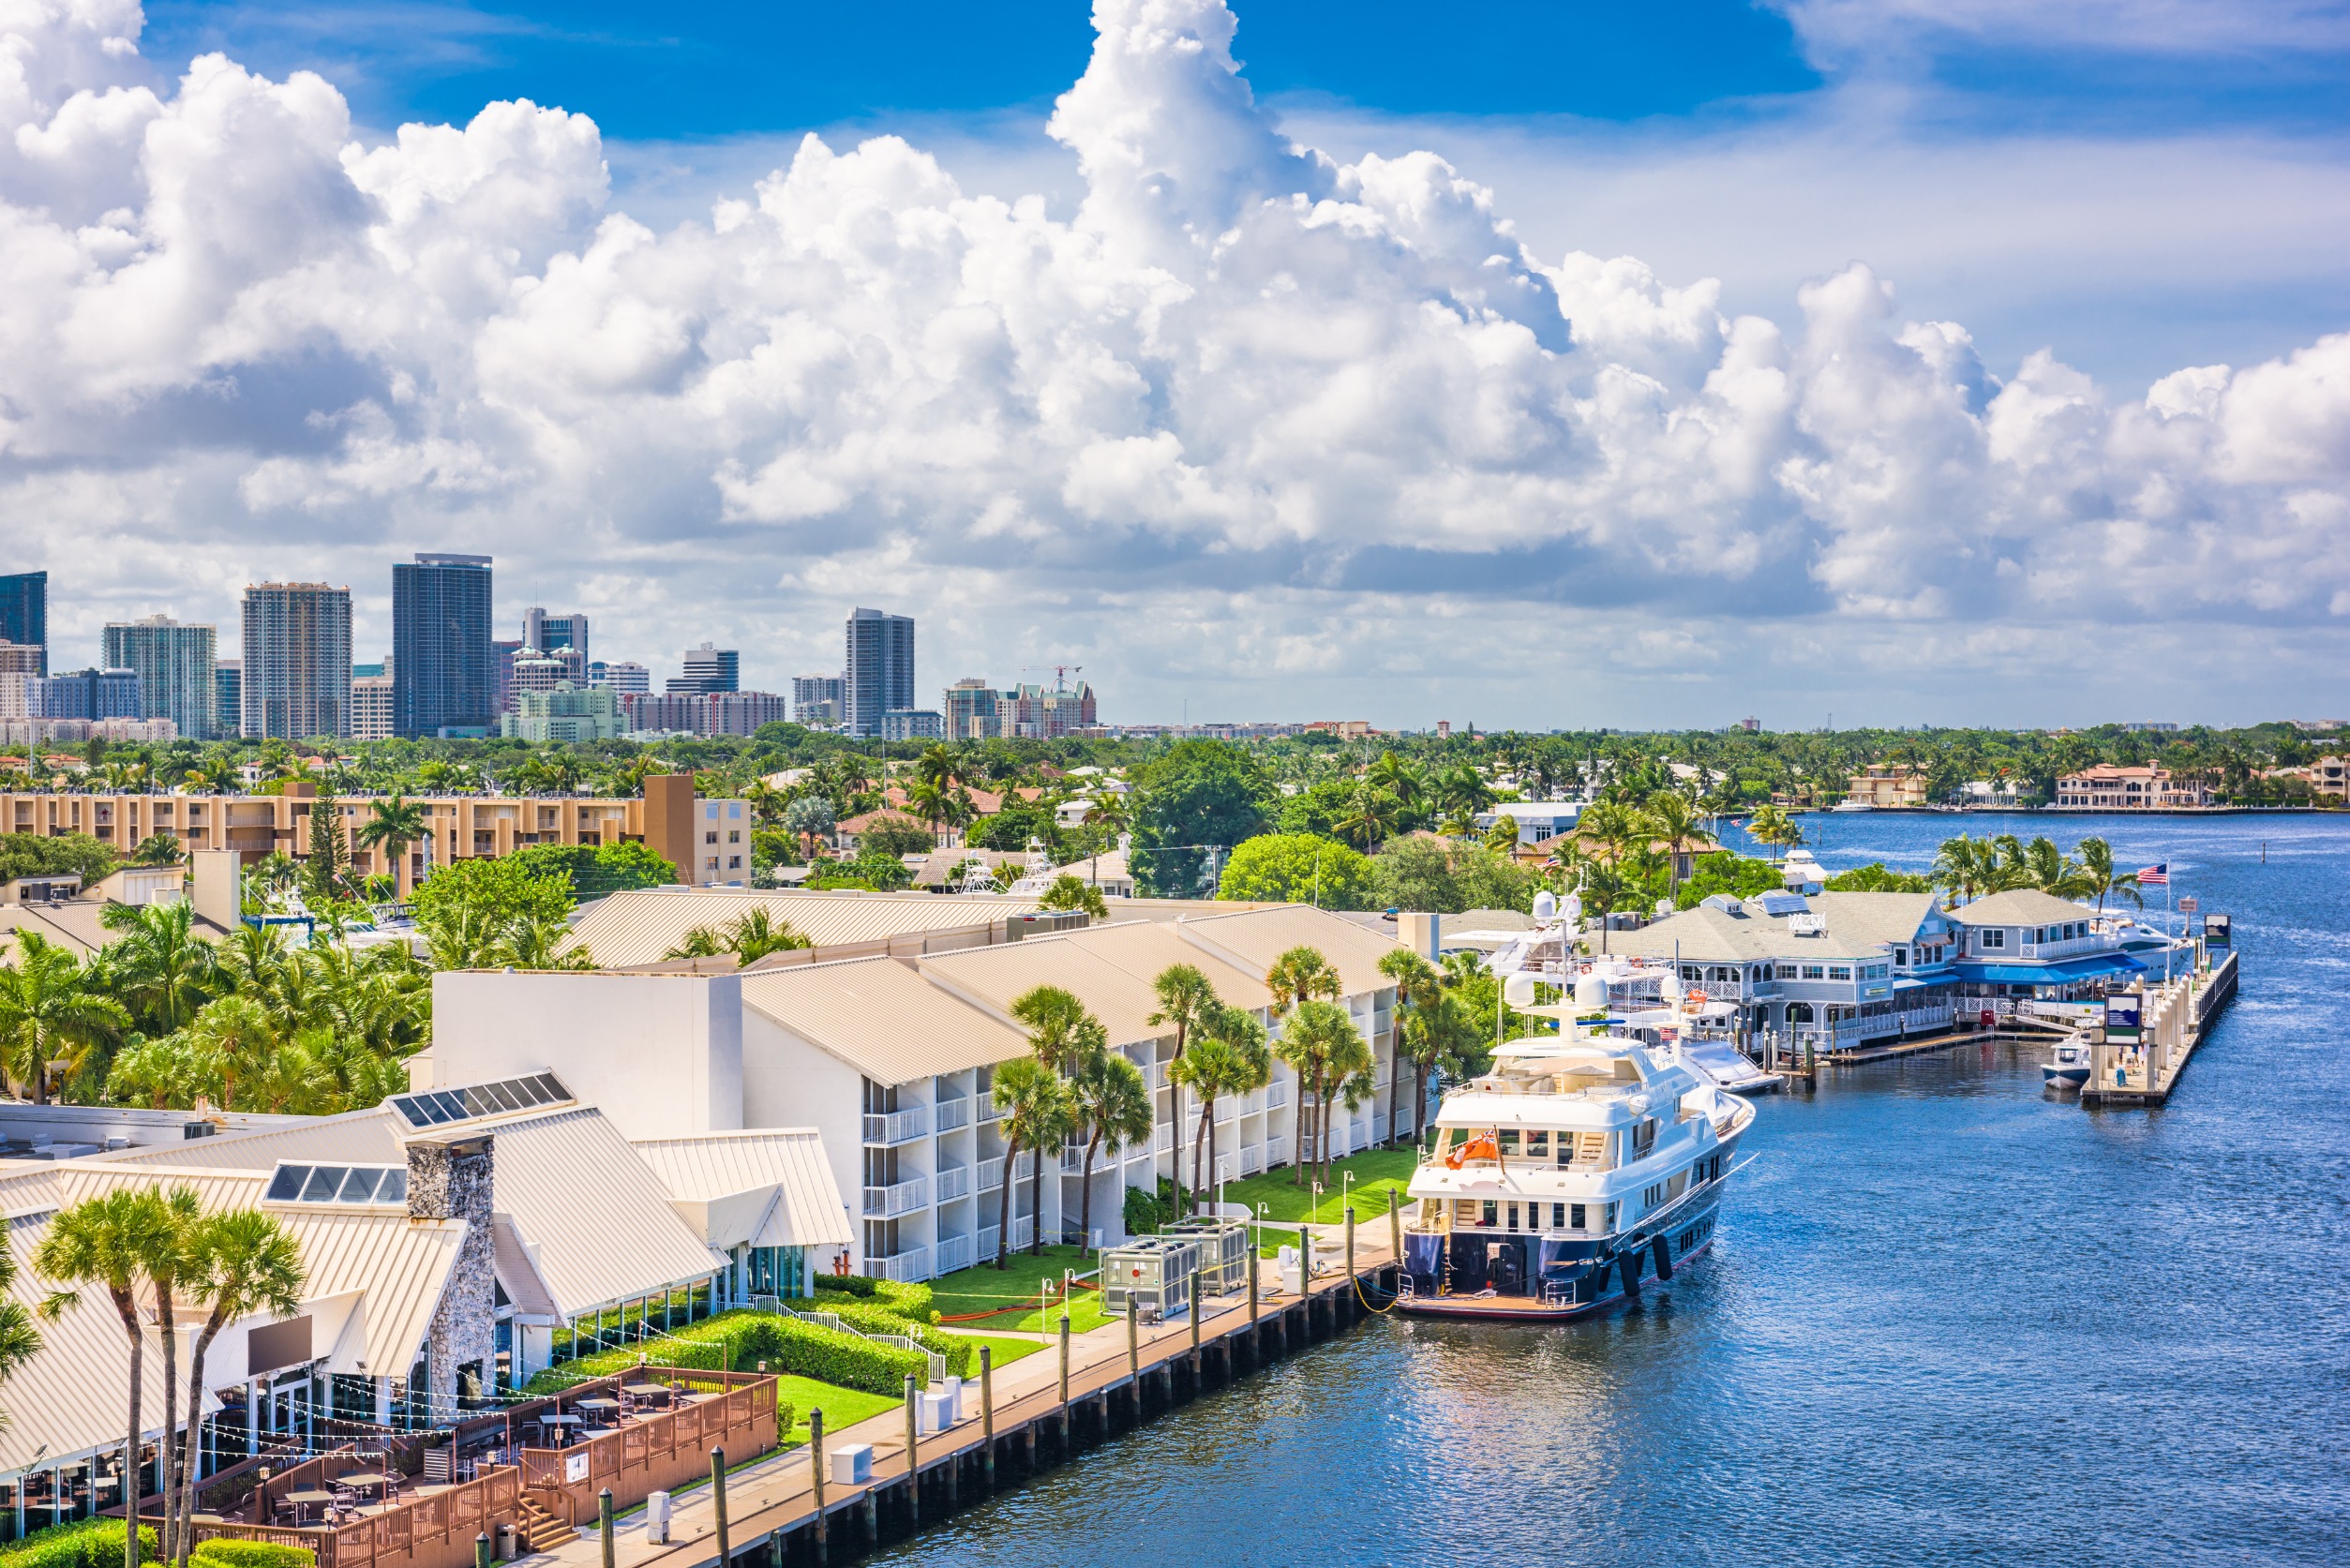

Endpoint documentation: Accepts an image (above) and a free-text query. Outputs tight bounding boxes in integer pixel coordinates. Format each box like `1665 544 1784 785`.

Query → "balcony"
934 1164 972 1202
1240 1146 1264 1177
1264 1081 1289 1110
936 1233 975 1274
1266 1135 1289 1163
862 1107 929 1146
975 1216 1034 1260
866 1246 931 1284
861 1175 929 1218
933 1097 971 1133
1153 1121 1175 1155
977 1152 1033 1192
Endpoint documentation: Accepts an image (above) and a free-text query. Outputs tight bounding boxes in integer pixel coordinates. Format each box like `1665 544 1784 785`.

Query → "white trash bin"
921 1391 953 1433
942 1375 964 1422
830 1443 873 1486
644 1491 671 1546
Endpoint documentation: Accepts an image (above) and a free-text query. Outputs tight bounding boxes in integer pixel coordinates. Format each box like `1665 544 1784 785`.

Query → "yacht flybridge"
1399 981 1757 1321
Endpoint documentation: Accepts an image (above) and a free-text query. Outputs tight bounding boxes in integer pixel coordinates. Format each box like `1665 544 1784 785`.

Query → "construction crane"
1016 665 1083 693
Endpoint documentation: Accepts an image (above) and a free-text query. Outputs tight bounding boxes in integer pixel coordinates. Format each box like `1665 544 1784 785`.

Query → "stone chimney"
407 1136 496 1417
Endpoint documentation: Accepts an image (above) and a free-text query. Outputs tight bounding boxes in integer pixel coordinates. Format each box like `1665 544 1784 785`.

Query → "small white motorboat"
2043 1036 2094 1091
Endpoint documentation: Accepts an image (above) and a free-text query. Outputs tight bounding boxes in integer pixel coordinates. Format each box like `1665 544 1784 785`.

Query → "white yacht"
1398 977 1757 1321
2043 1036 2094 1090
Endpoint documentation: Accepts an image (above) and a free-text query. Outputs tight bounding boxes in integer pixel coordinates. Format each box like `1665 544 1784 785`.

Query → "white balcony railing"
1153 1121 1175 1154
933 1097 971 1133
977 1225 999 1260
978 1155 1004 1191
936 1233 975 1274
1372 1113 1390 1141
1060 1143 1089 1175
1266 1135 1288 1162
1240 1146 1264 1176
867 1247 931 1284
1265 1081 1290 1110
1214 1098 1236 1124
934 1164 971 1202
862 1107 928 1146
862 1175 928 1218
1010 1214 1034 1251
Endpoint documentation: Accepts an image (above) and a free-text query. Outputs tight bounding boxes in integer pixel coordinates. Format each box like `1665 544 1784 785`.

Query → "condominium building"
351 673 396 741
668 643 739 695
102 615 217 740
938 676 1097 739
941 678 997 739
1845 764 1931 808
0 777 746 895
621 690 788 738
0 572 45 673
792 673 844 726
0 640 42 676
508 646 585 707
502 682 625 742
392 553 494 736
844 609 913 737
241 583 352 739
590 660 650 694
521 608 589 662
883 708 943 741
28 667 140 721
213 660 241 738
491 638 523 712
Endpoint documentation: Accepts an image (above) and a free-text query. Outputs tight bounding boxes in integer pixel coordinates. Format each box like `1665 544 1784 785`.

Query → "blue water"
878 814 2350 1566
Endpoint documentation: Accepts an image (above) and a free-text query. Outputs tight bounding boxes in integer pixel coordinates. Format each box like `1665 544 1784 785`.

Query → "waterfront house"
2053 765 2213 808
1845 765 1932 808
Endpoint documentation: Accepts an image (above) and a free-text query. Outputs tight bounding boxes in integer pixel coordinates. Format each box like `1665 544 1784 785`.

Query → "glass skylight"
265 1164 408 1206
388 1072 571 1130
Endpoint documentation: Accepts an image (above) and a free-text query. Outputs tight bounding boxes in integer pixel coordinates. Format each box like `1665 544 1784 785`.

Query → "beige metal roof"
919 940 1177 1048
104 1107 404 1170
741 957 1034 1083
1946 889 2099 926
563 888 1040 968
478 1107 724 1316
632 1128 853 1250
1175 904 1404 997
1 1163 466 1472
492 1212 561 1321
1053 919 1275 1016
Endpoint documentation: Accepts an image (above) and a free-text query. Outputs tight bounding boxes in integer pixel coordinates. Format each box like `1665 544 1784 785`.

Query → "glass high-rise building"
242 583 352 739
214 660 241 738
392 553 494 736
667 643 740 695
103 615 217 740
0 572 47 673
522 608 589 661
844 608 913 737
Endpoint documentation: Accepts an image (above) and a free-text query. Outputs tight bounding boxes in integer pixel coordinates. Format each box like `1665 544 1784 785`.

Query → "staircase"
514 1498 576 1554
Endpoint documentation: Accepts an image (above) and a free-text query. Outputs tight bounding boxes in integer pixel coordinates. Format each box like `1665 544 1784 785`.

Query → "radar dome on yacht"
1533 890 1557 921
1575 971 1607 1012
1504 973 1537 1008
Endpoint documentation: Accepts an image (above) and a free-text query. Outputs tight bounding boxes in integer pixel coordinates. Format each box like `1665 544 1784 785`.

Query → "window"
705 830 718 844
727 829 741 844
727 856 742 870
1506 1204 1519 1232
1777 964 1799 980
1803 964 1825 979
1982 929 2006 948
1894 948 1908 965
1569 1202 1586 1230
1551 1202 1566 1229
1527 1131 1549 1156
1828 965 1851 980
1480 1200 1498 1228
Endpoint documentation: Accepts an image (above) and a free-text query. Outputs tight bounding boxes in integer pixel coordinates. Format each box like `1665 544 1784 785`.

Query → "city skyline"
0 3 2344 730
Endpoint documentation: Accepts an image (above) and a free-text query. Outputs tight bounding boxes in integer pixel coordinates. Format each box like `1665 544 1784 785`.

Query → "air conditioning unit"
1788 913 1827 937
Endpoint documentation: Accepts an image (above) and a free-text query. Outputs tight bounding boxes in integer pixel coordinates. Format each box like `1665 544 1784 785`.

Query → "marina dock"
531 1228 1404 1568
2079 948 2239 1107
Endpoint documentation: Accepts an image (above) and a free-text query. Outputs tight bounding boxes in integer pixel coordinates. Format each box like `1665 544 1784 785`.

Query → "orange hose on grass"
936 1277 1100 1323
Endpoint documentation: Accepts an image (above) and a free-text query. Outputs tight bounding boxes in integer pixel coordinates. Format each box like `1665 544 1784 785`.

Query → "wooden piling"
808 1411 827 1557
902 1376 919 1528
710 1447 730 1566
979 1349 995 1494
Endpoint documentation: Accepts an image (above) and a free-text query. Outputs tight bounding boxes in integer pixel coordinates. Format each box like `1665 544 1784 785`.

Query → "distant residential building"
213 660 241 737
492 637 523 712
31 667 142 722
521 608 589 662
883 708 944 741
509 646 586 708
844 608 913 737
622 690 789 738
2260 754 2348 801
668 643 740 695
791 673 844 726
1305 720 1376 739
2119 723 2179 733
242 582 352 739
2054 764 2213 809
351 673 396 740
503 682 624 742
939 676 1096 739
102 614 217 741
392 553 494 737
0 640 40 676
0 572 46 673
0 716 174 745
591 660 651 694
942 678 999 739
1846 765 1931 808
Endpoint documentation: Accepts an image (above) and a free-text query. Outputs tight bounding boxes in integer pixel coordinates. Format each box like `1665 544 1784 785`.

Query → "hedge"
192 1544 316 1568
524 1309 926 1398
789 1300 971 1379
812 1277 936 1323
0 1521 159 1568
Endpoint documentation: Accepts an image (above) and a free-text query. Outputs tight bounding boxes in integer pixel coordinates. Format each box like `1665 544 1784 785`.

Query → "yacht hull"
1397 1179 1730 1322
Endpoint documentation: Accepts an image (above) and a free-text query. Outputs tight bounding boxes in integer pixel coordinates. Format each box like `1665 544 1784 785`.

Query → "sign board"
2178 896 2198 914
2104 995 2142 1039
564 1453 590 1484
246 1315 313 1378
2203 914 2231 948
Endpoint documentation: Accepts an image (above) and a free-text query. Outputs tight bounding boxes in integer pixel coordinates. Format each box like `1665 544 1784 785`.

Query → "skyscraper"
103 614 217 740
392 553 494 736
214 660 241 738
242 583 352 739
521 608 589 661
31 668 141 720
589 660 650 694
0 572 46 673
844 608 913 737
793 673 846 726
667 643 740 695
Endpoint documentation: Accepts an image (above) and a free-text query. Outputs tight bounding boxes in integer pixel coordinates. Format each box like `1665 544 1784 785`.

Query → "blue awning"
1891 977 1940 993
1951 952 2147 985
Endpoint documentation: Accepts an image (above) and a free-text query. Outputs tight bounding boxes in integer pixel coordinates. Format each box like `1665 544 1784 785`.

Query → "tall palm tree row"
1145 963 1220 1215
1928 832 2139 907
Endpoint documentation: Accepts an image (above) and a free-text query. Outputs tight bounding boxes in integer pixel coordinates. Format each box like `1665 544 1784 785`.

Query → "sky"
4 0 2347 731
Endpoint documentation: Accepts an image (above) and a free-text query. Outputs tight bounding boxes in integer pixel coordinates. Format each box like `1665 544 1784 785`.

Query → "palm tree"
1746 803 1797 860
357 793 430 892
1067 1045 1150 1257
1173 1004 1269 1200
661 908 809 964
493 909 596 971
0 1227 41 1436
1333 784 1400 851
1639 791 1716 893
1397 989 1476 1145
1277 998 1373 1190
0 932 132 1103
1433 764 1495 827
1377 948 1442 1147
1929 835 1995 904
1010 985 1103 1075
1146 963 1220 1212
989 1057 1072 1266
181 994 278 1112
108 1037 203 1109
33 1188 179 1568
2073 837 2143 911
169 1208 305 1562
1037 874 1108 918
98 900 220 1036
1265 945 1340 1015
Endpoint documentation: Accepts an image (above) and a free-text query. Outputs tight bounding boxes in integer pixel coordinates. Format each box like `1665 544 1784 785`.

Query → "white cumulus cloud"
0 0 2344 725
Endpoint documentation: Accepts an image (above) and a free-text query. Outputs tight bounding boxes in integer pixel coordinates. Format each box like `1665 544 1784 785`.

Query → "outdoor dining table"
573 1397 620 1415
620 1382 668 1400
285 1489 336 1524
337 1471 392 1490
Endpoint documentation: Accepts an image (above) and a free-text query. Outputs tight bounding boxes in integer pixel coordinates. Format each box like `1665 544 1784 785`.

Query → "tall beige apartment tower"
241 582 352 739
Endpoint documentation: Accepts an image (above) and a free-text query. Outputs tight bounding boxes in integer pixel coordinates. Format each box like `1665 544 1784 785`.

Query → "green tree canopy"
1217 832 1377 908
1130 742 1272 897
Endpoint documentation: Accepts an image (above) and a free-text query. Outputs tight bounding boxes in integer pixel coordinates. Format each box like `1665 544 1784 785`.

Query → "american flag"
2138 863 2169 886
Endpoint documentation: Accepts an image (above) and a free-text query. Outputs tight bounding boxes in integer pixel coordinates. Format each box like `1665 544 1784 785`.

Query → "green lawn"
951 1331 1047 1367
928 1244 1115 1334
1219 1147 1422 1247
778 1376 898 1446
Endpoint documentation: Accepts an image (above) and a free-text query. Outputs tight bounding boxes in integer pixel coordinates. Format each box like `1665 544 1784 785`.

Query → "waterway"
875 812 2348 1566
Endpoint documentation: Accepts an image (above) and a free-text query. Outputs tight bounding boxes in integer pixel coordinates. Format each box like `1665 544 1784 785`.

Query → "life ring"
1685 988 1708 1009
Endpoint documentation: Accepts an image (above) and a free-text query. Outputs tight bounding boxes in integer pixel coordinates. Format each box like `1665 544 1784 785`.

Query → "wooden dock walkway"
2080 949 2238 1108
527 1228 1404 1568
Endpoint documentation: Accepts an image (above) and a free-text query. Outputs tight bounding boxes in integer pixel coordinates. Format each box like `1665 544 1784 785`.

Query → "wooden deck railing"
513 1367 778 1525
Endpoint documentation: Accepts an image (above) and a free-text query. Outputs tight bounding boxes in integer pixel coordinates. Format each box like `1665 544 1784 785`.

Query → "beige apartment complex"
1845 765 1932 808
0 775 746 895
